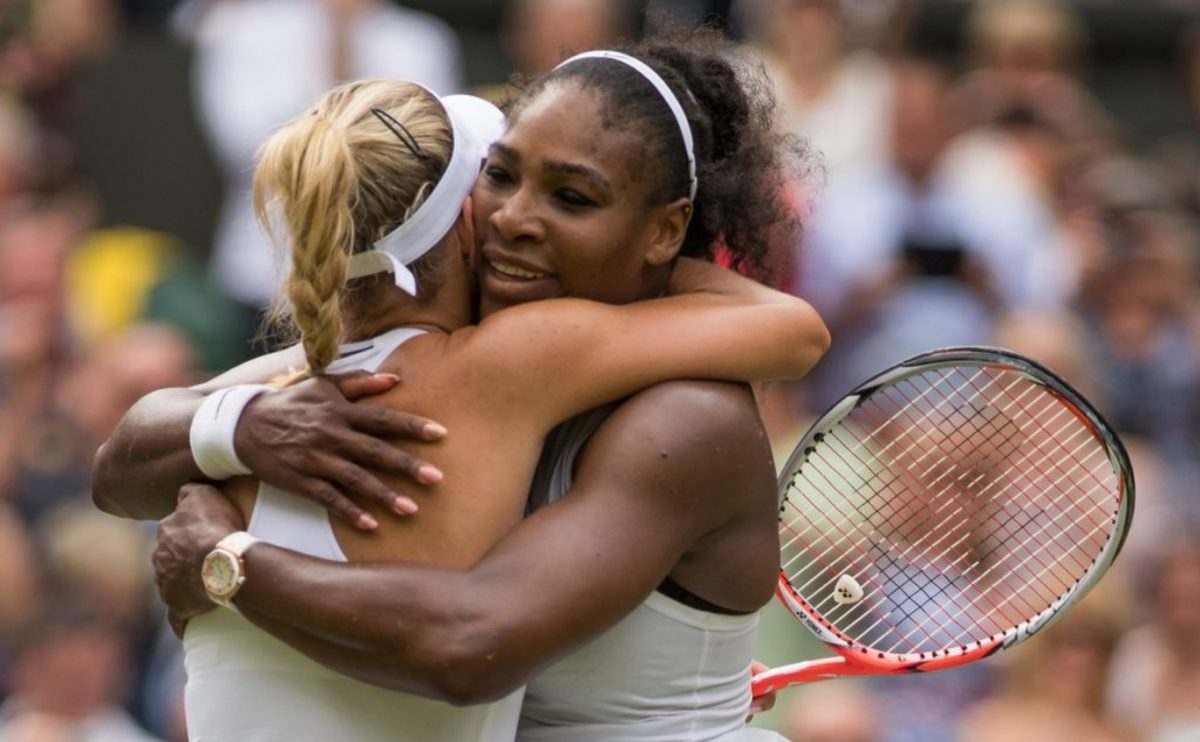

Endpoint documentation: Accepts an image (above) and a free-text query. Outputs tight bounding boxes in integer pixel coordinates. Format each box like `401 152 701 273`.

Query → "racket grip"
751 656 850 697
751 666 787 698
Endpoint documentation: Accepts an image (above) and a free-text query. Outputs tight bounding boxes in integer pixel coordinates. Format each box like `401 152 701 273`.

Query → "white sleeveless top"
518 409 784 742
182 327 525 742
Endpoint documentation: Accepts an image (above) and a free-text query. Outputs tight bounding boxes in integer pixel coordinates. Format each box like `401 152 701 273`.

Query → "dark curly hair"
508 25 811 282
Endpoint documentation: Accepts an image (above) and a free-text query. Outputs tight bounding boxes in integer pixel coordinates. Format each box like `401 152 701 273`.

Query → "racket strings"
779 368 1021 562
777 367 1041 643
888 470 1113 650
779 372 1027 601
780 367 1000 541
778 365 1119 655
782 369 1046 581
789 445 1106 654
960 369 1116 540
798 382 1109 637
849 445 1111 651
820 422 1108 648
933 494 1116 649
931 372 1111 572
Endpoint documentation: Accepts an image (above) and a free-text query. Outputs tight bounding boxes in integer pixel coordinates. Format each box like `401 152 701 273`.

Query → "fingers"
316 450 420 517
287 474 381 531
747 660 777 719
334 430 443 485
756 692 777 713
252 443 426 529
745 690 777 721
330 371 401 401
345 404 447 444
234 373 445 524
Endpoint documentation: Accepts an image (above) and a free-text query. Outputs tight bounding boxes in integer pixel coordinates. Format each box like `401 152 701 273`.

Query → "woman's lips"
479 256 560 310
486 258 550 281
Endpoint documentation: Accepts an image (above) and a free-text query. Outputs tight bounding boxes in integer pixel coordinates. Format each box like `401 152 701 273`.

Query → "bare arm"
93 346 445 526
464 257 830 421
155 382 776 703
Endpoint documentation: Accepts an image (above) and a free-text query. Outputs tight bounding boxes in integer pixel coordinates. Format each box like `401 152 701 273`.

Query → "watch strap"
215 530 260 558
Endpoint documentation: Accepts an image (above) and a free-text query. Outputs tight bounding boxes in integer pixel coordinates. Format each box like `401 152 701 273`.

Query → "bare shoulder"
575 380 774 513
590 379 768 456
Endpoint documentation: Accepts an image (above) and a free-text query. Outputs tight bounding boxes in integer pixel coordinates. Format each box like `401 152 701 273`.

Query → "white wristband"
189 384 275 480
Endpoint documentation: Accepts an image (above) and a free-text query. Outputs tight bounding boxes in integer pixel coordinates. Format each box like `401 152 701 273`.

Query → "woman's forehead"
502 82 643 183
509 81 606 135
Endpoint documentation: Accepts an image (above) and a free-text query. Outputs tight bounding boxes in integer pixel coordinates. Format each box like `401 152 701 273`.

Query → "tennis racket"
752 347 1134 697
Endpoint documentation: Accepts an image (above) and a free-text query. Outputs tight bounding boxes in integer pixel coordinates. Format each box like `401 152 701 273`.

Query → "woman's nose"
489 187 545 245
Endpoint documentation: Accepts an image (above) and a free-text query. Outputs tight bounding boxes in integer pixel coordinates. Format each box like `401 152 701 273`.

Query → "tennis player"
102 29 817 741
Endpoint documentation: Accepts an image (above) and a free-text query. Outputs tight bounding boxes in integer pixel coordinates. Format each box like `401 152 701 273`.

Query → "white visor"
347 90 505 294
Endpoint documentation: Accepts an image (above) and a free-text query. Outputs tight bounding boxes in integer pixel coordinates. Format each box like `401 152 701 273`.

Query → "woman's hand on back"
235 372 448 531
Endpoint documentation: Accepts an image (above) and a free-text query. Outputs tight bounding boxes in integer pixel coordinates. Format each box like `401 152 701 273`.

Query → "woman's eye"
556 189 594 208
484 166 514 186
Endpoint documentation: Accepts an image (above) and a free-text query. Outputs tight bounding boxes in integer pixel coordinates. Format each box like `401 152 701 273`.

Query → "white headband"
555 50 698 201
346 88 504 294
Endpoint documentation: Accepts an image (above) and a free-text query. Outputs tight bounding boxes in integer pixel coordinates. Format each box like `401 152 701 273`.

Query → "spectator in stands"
797 59 1055 408
8 322 198 530
0 600 162 742
0 98 37 203
956 0 1114 143
959 599 1125 742
501 0 632 77
776 680 882 742
0 195 85 523
0 503 39 694
744 0 893 179
37 500 154 628
1076 203 1200 469
1106 532 1200 741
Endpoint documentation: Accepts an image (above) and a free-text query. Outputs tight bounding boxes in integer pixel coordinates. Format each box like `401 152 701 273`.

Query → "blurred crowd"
0 0 1197 740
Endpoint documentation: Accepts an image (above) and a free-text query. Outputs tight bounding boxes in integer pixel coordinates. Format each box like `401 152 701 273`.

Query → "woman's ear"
456 195 477 268
644 198 692 267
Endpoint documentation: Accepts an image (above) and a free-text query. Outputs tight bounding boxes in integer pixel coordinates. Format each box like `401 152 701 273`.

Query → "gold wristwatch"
200 531 260 607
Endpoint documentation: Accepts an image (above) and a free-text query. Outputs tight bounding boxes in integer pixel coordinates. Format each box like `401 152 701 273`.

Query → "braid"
252 80 453 371
261 116 356 374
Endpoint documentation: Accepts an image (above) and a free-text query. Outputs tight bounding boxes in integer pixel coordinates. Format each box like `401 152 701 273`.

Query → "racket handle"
751 656 849 697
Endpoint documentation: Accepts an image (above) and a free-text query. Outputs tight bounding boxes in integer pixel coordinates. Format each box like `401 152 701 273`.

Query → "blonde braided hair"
253 80 453 375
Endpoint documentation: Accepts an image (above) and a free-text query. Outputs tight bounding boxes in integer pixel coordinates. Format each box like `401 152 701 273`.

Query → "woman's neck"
343 282 471 342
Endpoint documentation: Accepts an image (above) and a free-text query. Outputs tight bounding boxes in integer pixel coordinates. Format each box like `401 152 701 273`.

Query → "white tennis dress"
182 327 525 742
518 409 785 742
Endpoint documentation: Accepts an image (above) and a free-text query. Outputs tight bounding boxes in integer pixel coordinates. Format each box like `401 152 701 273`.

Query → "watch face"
202 550 241 600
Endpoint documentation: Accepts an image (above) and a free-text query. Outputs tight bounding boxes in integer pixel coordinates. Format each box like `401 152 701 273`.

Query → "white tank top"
182 326 525 742
518 408 785 742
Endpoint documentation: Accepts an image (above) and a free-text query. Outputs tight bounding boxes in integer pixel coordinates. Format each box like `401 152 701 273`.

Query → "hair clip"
370 107 431 161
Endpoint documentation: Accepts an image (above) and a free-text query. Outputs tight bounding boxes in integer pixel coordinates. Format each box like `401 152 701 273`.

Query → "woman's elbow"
423 646 528 706
408 619 530 706
91 444 124 516
785 304 832 377
433 670 523 707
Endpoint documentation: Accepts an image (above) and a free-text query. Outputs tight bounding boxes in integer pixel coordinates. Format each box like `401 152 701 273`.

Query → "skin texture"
143 81 824 706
